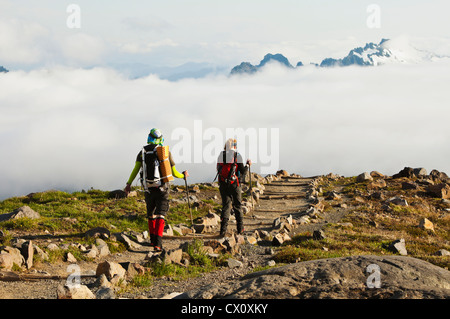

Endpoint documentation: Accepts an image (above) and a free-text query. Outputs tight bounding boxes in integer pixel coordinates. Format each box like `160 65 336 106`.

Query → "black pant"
144 187 169 218
144 187 169 248
219 181 244 234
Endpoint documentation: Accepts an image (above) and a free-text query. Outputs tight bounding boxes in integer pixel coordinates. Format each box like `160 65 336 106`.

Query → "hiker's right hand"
183 170 189 178
124 183 131 194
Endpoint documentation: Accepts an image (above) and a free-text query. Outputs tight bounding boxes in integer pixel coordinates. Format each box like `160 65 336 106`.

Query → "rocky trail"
1 168 449 300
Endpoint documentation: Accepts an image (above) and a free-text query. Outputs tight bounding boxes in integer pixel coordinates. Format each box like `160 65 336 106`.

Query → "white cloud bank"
1 60 450 199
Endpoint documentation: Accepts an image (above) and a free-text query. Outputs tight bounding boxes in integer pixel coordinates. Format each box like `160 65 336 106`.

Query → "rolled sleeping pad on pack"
156 145 174 183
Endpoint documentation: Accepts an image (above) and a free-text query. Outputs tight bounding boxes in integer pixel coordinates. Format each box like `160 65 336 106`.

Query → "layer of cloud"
0 18 106 68
1 60 450 199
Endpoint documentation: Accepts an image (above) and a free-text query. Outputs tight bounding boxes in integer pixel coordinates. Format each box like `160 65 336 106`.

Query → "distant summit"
230 38 445 75
231 53 298 75
0 65 8 73
320 38 395 67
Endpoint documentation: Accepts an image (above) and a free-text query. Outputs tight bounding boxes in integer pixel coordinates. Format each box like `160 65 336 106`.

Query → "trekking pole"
248 163 254 206
184 176 194 226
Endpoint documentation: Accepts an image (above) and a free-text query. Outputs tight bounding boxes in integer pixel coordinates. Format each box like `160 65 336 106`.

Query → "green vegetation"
0 187 219 236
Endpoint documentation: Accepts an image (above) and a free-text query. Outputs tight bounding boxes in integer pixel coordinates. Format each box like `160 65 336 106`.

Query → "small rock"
163 248 183 265
108 190 127 199
387 196 408 206
266 260 276 267
426 183 450 199
0 206 40 222
96 261 126 280
388 238 408 256
436 249 450 256
190 185 200 193
356 172 373 182
368 179 386 189
66 252 77 263
227 258 243 268
96 239 111 258
95 287 116 299
21 240 34 269
418 218 434 231
57 284 95 299
272 232 291 246
84 245 98 259
84 227 110 239
393 167 415 179
0 246 24 268
0 254 13 270
402 182 419 190
160 292 184 299
313 229 326 240
370 171 384 177
325 191 341 200
413 168 428 177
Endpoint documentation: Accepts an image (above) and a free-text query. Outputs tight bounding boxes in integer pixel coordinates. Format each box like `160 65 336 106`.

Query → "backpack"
218 151 239 186
141 144 162 189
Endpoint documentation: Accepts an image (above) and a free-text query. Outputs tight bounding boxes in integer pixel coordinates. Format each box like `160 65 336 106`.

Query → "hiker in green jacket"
124 128 188 251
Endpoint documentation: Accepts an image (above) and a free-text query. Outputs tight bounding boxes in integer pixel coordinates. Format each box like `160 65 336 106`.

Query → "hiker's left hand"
247 159 252 166
183 170 189 178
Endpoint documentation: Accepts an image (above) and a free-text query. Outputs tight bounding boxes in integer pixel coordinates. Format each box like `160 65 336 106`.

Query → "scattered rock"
426 183 450 199
402 181 419 190
66 252 77 263
419 218 434 231
325 191 341 200
272 232 291 246
95 287 116 299
57 284 95 299
0 246 25 269
370 171 384 178
356 172 373 182
368 179 386 189
46 243 60 251
0 254 13 270
414 168 428 177
313 229 326 240
436 249 450 256
96 261 126 280
120 262 146 280
114 232 142 250
20 240 34 269
163 248 183 265
84 227 110 239
227 258 243 268
393 167 415 179
190 185 200 193
388 238 408 256
276 170 289 177
108 190 127 199
387 196 408 206
0 206 40 222
96 239 111 258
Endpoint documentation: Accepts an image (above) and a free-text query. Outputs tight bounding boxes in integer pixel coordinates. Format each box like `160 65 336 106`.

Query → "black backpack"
140 144 162 189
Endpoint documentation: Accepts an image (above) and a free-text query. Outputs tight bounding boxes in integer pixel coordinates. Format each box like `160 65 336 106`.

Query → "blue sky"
1 0 449 70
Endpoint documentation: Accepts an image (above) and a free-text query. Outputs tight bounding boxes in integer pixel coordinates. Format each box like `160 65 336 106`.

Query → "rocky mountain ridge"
230 38 445 75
